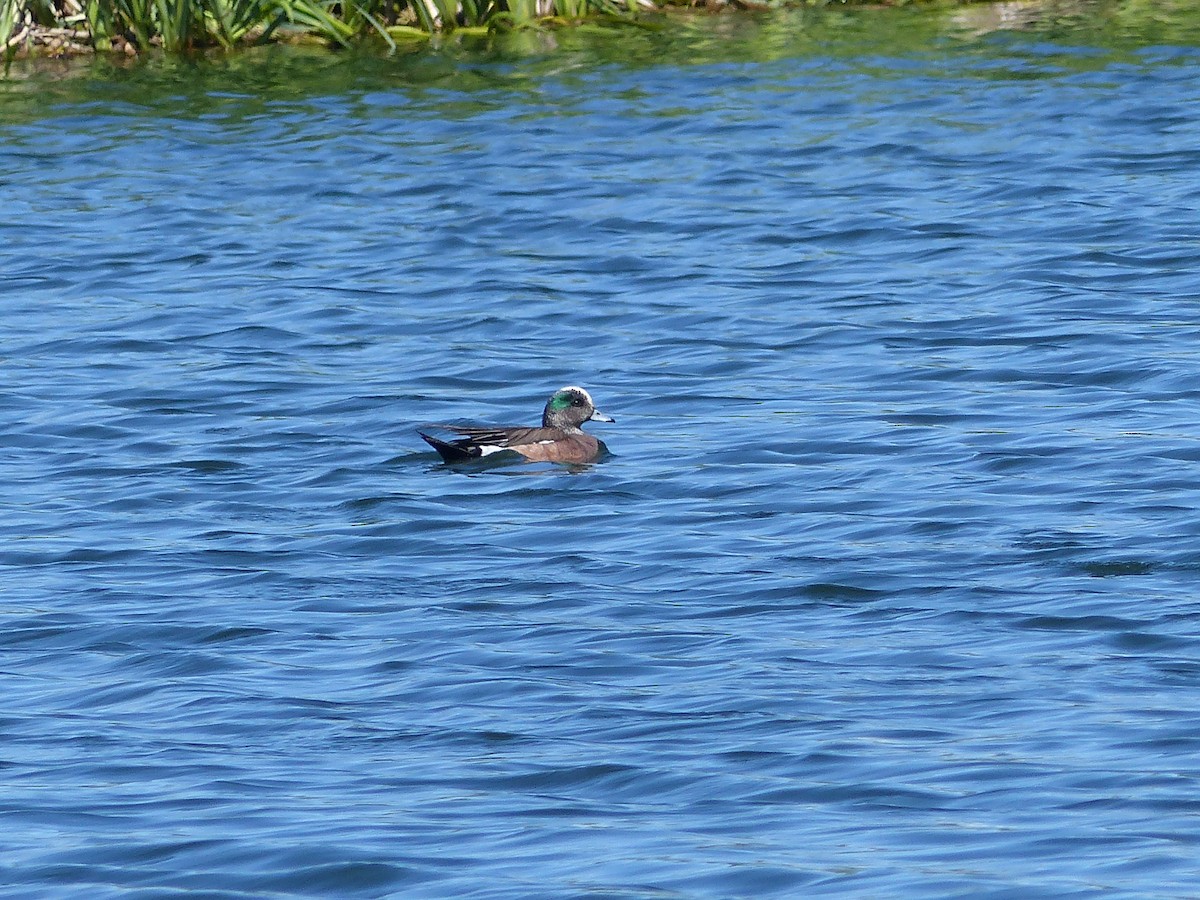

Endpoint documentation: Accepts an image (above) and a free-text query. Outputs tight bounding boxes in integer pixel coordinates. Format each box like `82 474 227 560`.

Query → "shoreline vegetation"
0 0 1045 59
1 0 1195 60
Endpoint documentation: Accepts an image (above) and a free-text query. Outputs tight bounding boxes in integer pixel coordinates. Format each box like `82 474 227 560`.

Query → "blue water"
4 7 1200 896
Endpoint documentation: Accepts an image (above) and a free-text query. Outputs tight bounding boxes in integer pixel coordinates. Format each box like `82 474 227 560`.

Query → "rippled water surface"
4 5 1200 895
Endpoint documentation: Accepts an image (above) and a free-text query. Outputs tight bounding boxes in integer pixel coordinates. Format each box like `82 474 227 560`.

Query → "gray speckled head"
542 386 614 430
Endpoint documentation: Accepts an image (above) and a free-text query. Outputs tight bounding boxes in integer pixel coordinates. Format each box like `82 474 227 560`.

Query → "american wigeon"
420 386 614 465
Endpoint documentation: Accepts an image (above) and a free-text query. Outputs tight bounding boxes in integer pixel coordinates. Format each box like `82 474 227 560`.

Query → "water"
4 4 1200 895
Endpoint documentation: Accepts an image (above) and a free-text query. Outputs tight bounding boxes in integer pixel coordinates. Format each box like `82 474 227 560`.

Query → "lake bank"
3 0 1186 63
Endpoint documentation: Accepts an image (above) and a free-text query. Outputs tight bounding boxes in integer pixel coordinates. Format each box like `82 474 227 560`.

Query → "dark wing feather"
444 425 567 447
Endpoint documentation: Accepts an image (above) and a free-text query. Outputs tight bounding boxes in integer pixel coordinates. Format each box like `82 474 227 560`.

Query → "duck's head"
542 386 615 430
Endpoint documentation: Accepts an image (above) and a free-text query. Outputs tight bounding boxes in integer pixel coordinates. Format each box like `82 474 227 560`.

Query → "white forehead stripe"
557 385 593 404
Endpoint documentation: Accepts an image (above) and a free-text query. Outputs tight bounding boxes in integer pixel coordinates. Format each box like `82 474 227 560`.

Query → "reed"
3 0 632 52
2 0 18 50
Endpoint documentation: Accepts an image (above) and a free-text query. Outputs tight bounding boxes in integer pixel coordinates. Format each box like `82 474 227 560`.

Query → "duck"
419 386 614 465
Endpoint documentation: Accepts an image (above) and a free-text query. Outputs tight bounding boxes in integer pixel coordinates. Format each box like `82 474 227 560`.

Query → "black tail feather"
419 431 480 463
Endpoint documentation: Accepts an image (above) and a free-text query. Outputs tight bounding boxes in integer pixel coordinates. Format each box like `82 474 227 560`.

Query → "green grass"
2 1 15 49
3 0 640 52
